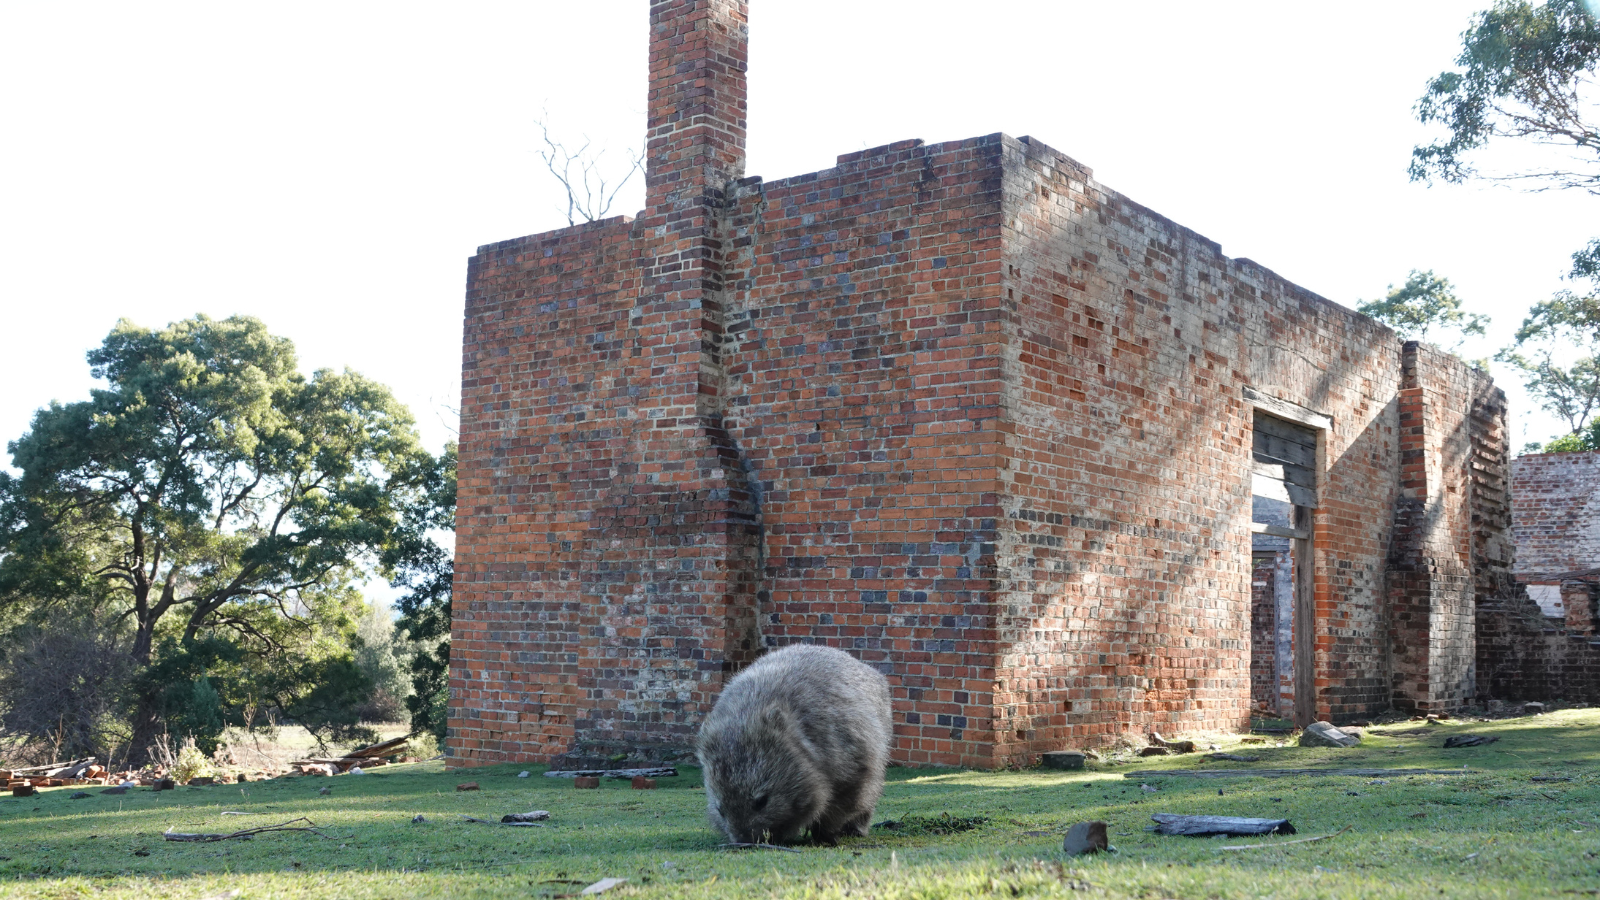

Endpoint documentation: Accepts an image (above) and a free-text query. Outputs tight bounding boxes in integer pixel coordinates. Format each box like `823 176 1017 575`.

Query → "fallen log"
1125 767 1470 779
544 767 678 780
344 736 410 759
1219 825 1352 851
10 757 95 777
1151 814 1295 836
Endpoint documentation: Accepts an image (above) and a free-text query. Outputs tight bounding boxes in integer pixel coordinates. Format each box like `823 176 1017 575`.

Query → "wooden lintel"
1251 522 1309 540
1244 387 1332 432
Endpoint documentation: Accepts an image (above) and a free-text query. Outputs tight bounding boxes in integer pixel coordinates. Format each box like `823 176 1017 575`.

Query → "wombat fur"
696 643 892 844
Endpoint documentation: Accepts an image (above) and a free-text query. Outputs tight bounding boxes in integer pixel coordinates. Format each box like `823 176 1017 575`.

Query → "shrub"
170 737 214 783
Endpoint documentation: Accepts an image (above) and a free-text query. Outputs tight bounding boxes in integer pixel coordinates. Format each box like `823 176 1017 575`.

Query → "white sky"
1 0 1593 467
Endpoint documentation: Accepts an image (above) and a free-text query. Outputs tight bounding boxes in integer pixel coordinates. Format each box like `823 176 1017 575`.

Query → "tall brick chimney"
645 0 748 210
557 0 761 766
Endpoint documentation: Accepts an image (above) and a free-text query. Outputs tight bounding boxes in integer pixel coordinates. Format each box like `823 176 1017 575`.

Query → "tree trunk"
125 687 165 768
123 618 162 768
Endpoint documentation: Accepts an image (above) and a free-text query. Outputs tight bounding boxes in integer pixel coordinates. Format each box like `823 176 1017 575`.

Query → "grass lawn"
2 709 1597 899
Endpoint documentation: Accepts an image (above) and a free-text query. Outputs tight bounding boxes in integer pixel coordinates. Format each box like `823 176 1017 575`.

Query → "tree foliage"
1411 0 1600 192
0 315 438 761
1497 287 1600 434
385 445 454 742
1357 270 1489 350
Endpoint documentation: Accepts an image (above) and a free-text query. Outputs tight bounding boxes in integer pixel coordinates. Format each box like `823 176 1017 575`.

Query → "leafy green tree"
1497 289 1600 436
1414 0 1600 446
0 315 435 763
384 445 454 743
1357 270 1490 351
1411 0 1600 192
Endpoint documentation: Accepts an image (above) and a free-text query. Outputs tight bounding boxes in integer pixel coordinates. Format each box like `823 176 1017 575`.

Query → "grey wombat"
696 643 892 844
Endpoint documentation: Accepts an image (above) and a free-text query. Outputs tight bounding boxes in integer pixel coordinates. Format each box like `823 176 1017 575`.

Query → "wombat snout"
696 644 893 845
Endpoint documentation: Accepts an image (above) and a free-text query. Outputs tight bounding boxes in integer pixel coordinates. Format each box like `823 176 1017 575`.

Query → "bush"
408 731 440 760
353 603 410 723
170 737 214 783
0 616 131 764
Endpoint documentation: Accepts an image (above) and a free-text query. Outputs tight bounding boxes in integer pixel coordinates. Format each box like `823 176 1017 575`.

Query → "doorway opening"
1248 405 1320 728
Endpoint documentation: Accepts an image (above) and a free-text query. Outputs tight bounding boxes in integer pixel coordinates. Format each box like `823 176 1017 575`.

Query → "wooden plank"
1244 387 1332 431
1252 432 1316 469
1150 814 1294 836
1252 413 1319 447
1284 481 1318 509
1293 505 1315 729
1251 460 1316 490
1251 523 1308 540
1124 768 1472 779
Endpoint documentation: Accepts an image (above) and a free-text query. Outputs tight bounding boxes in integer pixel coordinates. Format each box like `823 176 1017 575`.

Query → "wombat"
696 643 892 844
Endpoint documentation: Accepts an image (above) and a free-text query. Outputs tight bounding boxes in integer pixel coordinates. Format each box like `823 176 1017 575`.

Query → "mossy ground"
2 709 1597 899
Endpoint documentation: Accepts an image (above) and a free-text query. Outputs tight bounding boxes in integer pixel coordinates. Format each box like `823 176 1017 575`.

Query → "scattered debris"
502 811 551 824
544 767 678 780
1524 702 1545 715
1409 812 1427 818
1138 747 1170 757
1220 825 1351 852
1148 733 1197 754
631 776 656 790
1442 735 1499 748
288 736 412 775
69 791 91 799
1124 767 1470 780
348 767 364 776
1149 814 1296 837
1062 821 1109 856
1041 751 1086 771
578 877 629 894
101 786 129 795
1207 753 1262 762
456 782 480 792
163 817 338 843
1532 776 1572 783
518 771 530 778
1299 722 1361 748
718 843 800 853
574 777 600 790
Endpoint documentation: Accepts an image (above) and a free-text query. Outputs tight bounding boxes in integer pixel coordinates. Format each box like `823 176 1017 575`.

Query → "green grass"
2 709 1598 898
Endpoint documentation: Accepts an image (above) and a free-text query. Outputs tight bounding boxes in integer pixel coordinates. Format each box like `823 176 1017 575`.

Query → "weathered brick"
448 1 1530 769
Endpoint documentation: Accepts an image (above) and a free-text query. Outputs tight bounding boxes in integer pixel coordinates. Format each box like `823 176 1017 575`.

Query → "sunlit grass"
1 708 1596 898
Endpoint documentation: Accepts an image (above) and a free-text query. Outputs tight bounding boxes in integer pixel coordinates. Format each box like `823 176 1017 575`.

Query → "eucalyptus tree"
0 315 437 761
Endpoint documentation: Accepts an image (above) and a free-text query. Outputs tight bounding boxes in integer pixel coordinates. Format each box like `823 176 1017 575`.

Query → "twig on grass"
1218 825 1352 852
163 817 341 842
718 842 801 853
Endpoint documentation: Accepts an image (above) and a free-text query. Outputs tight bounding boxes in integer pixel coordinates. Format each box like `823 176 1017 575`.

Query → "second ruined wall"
992 135 1418 754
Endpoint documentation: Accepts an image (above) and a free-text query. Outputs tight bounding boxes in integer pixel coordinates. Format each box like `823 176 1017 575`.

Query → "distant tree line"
0 315 452 767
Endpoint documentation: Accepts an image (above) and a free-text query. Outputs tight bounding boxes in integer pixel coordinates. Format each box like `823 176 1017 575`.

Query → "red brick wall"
1510 451 1600 578
451 4 1518 768
709 136 1008 767
992 135 1415 755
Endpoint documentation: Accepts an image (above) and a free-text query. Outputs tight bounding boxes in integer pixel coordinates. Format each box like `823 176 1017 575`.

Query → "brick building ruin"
449 0 1553 769
1477 451 1600 703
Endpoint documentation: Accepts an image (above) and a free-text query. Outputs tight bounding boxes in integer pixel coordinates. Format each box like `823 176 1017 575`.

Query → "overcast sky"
2 0 1592 465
